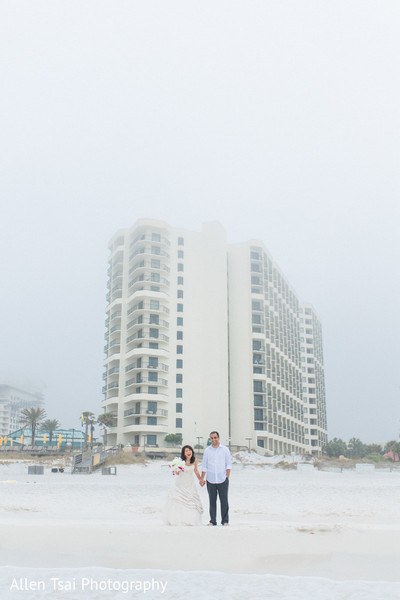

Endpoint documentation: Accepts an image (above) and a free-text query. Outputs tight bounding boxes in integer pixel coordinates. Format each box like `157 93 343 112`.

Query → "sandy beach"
1 459 400 599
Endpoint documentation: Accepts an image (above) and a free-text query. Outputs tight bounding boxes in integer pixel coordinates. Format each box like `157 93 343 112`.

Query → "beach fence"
355 463 375 473
297 463 315 472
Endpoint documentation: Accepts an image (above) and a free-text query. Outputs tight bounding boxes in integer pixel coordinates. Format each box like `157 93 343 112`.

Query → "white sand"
1 460 400 599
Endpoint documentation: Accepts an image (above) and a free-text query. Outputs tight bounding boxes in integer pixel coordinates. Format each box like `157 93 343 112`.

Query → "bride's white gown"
163 464 203 526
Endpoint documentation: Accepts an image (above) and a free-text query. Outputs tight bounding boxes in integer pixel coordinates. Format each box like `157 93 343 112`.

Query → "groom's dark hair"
210 431 220 438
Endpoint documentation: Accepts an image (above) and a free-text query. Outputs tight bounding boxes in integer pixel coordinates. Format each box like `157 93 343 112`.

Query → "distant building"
8 427 86 449
0 383 45 436
102 219 328 454
228 240 304 454
300 304 328 455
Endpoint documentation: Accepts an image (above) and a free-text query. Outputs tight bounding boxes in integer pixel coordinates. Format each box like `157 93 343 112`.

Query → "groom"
200 431 232 526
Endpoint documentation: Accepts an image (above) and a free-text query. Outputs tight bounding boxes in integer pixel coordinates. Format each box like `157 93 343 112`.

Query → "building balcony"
103 366 120 379
125 361 168 373
123 391 168 402
105 347 121 358
104 389 119 400
123 423 168 434
129 245 170 261
125 345 169 359
128 261 170 275
101 398 119 409
127 317 169 331
129 233 170 250
126 332 169 346
127 301 169 317
125 377 168 388
124 408 168 418
128 275 170 293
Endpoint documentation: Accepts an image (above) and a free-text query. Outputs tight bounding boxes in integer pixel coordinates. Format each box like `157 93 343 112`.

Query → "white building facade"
0 383 45 436
228 242 305 454
300 303 328 455
102 219 327 453
102 219 229 448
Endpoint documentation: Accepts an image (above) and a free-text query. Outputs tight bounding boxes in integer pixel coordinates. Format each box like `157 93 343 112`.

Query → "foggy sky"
0 1 399 443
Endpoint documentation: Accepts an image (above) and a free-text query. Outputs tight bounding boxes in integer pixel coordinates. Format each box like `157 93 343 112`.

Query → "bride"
163 445 204 526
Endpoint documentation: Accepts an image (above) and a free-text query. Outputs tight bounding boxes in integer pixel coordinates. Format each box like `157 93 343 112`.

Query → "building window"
149 314 159 324
177 276 184 285
146 434 157 445
177 303 183 312
148 401 157 413
150 272 160 282
177 317 183 326
254 408 263 421
147 417 157 425
253 381 264 393
151 259 160 269
149 328 159 338
178 250 184 258
151 246 160 255
149 342 158 349
148 386 158 394
176 418 182 428
176 359 183 368
178 237 184 246
176 389 183 398
176 345 183 354
150 299 159 310
257 438 264 447
148 357 158 368
177 263 184 272
177 331 183 340
148 372 158 382
176 374 183 383
177 290 184 298
151 233 161 242
176 403 182 413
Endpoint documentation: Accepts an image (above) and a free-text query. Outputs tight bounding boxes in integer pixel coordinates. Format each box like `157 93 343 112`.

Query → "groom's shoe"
222 522 229 526
207 522 217 526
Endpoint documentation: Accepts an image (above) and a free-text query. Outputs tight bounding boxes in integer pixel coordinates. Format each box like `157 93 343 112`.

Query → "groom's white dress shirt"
202 444 232 484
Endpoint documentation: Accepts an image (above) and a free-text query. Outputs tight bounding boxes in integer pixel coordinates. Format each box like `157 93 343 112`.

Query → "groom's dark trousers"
207 478 229 525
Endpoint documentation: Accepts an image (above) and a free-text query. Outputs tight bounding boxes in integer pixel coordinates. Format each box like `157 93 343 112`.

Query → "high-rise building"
228 241 304 455
102 219 327 454
102 220 229 449
300 303 328 454
0 383 45 436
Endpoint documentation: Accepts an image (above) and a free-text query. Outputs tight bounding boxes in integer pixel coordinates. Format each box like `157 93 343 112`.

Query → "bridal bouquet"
169 457 185 475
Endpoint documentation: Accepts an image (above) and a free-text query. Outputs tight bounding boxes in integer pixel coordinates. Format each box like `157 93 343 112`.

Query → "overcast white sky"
0 1 399 443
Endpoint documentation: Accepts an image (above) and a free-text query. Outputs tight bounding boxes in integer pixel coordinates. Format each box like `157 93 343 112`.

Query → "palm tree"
348 437 366 459
20 407 47 447
81 411 96 449
97 413 115 447
40 419 60 446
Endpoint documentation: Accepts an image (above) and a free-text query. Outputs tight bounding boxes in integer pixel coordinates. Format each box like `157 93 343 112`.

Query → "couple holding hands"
164 431 232 527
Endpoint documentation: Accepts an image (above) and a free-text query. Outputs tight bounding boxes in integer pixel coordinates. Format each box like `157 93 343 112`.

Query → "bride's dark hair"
181 445 195 464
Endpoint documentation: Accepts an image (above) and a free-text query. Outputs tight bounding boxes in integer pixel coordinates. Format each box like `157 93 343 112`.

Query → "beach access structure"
72 446 118 474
